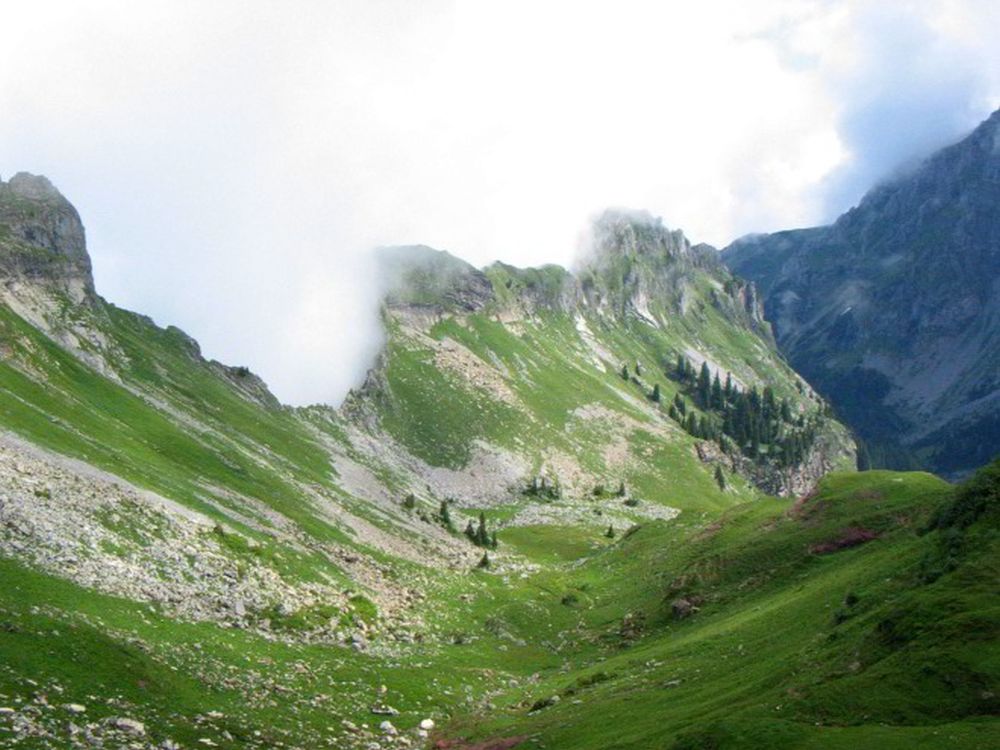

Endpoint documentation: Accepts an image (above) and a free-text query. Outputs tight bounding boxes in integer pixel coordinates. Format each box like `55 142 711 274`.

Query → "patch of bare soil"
809 527 879 554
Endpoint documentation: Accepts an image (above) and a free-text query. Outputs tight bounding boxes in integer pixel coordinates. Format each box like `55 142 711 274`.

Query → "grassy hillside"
2 466 996 749
441 467 1000 749
0 180 994 749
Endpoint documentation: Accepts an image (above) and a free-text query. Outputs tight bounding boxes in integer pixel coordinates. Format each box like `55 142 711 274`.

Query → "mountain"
724 109 1000 478
345 209 854 503
0 176 996 750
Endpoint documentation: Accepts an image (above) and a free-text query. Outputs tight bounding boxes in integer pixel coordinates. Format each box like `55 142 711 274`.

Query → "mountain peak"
588 208 695 263
723 105 1000 478
5 172 66 201
0 172 94 299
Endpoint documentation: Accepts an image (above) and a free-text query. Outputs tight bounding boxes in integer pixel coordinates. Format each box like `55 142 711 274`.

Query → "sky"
2 0 998 405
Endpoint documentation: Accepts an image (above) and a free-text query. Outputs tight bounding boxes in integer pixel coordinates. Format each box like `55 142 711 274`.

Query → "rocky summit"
724 108 1000 478
0 175 996 750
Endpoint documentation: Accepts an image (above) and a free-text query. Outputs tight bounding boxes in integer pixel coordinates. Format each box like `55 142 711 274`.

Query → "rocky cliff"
724 108 1000 477
0 172 94 300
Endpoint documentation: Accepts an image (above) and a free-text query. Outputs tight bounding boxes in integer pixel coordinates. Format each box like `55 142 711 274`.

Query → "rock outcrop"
0 172 94 300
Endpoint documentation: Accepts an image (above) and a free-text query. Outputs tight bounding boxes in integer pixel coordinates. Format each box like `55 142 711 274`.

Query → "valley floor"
2 468 997 749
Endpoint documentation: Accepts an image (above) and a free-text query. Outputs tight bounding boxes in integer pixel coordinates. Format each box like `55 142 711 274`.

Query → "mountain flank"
0 174 995 750
724 108 1000 478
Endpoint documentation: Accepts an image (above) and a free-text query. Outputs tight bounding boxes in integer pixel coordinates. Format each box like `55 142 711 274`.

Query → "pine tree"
477 551 491 569
464 520 476 540
617 480 626 497
781 398 793 422
724 372 734 402
698 362 711 406
686 413 700 437
763 386 776 422
651 383 661 402
490 530 498 549
711 372 723 409
673 393 686 416
714 465 726 490
605 524 615 539
621 363 630 380
668 404 680 421
403 493 416 510
476 512 489 546
439 500 453 530
675 354 686 380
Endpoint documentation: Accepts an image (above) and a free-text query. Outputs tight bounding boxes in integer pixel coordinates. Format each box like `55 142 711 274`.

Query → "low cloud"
1 1 996 405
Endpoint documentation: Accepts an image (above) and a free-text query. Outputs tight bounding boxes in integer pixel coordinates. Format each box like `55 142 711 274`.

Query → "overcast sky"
2 1 998 405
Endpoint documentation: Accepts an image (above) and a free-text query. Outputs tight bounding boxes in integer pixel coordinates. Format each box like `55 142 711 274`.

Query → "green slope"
0 178 995 749
440 467 1000 749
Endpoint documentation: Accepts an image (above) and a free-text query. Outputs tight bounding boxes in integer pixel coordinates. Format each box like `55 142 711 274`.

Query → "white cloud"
1 1 996 404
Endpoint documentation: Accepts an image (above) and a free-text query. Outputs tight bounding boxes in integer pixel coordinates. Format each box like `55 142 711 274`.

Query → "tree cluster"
465 511 498 549
668 355 817 467
525 475 561 500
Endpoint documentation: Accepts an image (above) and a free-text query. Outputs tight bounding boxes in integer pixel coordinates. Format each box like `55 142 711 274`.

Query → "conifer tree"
724 372 734 402
651 383 661 402
711 372 723 409
714 465 726 490
477 551 490 569
439 500 453 531
673 393 686 416
621 363 629 380
605 524 615 539
781 398 793 422
465 520 476 540
490 530 498 549
698 362 711 405
686 413 700 437
476 512 489 546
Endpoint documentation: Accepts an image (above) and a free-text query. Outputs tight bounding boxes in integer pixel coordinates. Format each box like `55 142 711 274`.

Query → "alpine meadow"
1 3 998 750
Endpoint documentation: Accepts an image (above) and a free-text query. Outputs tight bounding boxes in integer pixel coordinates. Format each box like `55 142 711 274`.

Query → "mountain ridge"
0 171 995 750
724 107 1000 477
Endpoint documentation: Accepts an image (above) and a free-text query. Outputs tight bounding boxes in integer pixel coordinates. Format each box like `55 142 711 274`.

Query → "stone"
112 717 145 735
379 720 397 736
64 703 86 714
671 598 698 620
419 718 435 730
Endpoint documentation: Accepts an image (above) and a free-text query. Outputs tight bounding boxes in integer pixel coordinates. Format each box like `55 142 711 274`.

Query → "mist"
2 1 997 405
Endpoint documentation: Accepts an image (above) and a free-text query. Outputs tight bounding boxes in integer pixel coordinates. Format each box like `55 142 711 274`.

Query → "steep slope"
343 210 854 521
724 109 1000 477
4 175 989 750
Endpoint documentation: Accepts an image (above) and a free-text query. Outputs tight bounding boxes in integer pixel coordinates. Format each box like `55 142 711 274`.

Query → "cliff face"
0 172 94 300
724 109 1000 477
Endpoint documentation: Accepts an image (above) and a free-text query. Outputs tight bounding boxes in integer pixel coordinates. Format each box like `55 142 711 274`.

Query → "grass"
0 233 992 748
440 469 999 749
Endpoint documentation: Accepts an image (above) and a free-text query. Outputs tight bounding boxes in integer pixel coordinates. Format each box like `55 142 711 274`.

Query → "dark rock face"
724 109 1000 477
0 172 94 297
